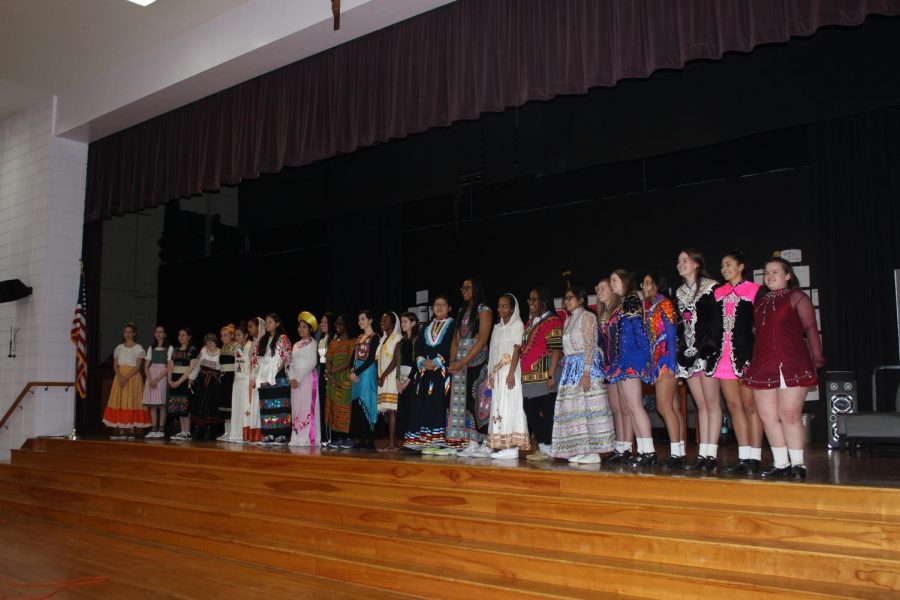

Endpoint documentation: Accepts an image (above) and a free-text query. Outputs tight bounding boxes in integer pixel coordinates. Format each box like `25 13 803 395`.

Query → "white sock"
788 448 805 466
771 446 789 468
623 441 633 453
670 442 682 457
738 446 750 460
640 437 655 454
699 443 708 457
678 441 686 456
706 444 718 459
750 447 762 461
615 441 625 453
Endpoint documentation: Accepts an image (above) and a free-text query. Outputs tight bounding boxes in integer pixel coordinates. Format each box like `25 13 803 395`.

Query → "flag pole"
69 260 86 441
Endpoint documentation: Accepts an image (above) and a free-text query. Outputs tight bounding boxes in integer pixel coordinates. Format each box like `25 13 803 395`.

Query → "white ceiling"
0 0 456 141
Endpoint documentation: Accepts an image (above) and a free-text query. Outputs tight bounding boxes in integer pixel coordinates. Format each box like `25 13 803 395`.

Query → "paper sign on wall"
793 265 810 288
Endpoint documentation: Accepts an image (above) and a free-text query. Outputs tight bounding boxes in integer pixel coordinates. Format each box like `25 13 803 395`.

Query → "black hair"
722 249 751 281
531 286 555 315
334 313 354 339
566 285 588 307
642 273 672 299
256 313 286 357
459 277 488 336
319 312 335 343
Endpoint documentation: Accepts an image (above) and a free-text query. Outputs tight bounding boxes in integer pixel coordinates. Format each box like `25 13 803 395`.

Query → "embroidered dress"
644 294 679 382
350 334 381 437
325 337 355 435
288 338 319 447
217 342 237 420
711 280 762 379
447 304 492 447
520 310 563 446
486 296 529 450
404 317 456 450
550 308 614 459
605 292 652 384
376 320 402 413
142 345 172 406
225 341 251 442
253 334 292 439
103 343 151 428
244 335 263 443
189 347 221 427
676 277 721 377
168 346 197 416
743 289 823 390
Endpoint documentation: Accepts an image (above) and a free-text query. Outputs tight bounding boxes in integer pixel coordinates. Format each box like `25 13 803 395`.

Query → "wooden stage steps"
0 438 898 599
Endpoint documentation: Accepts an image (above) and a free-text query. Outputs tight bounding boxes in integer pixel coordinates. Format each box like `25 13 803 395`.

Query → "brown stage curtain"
85 0 900 221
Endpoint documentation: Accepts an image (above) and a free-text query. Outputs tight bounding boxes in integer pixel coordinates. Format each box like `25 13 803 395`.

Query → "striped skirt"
550 351 614 459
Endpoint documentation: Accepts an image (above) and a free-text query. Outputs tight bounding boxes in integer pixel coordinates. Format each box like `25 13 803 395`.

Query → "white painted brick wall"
0 99 86 461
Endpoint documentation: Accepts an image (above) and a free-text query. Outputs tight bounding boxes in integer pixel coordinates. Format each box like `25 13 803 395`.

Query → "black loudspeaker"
0 279 32 303
825 371 857 448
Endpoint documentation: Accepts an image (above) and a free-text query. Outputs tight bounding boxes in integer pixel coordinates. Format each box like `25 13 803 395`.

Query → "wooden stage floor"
57 435 900 489
1 437 898 599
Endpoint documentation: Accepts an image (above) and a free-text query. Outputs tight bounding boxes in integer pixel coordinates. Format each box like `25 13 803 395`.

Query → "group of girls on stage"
102 248 824 479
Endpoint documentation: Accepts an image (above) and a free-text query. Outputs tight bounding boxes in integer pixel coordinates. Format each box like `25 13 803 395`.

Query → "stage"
0 438 898 599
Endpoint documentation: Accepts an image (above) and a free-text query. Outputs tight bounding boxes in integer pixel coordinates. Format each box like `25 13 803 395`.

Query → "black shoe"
684 455 706 471
761 464 792 478
744 459 762 474
630 452 658 467
661 454 686 470
606 449 631 464
791 464 807 480
700 457 718 472
721 459 747 474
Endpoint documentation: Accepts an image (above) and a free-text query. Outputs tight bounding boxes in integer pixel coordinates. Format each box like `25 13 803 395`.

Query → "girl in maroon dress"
743 258 825 480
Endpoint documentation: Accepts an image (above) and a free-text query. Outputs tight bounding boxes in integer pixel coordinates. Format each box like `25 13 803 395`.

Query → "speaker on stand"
825 371 856 448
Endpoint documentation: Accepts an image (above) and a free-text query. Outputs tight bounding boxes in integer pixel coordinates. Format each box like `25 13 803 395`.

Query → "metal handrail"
0 381 74 430
871 366 900 413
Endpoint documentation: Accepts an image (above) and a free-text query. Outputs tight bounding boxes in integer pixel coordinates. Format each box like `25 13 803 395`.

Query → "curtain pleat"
85 0 900 221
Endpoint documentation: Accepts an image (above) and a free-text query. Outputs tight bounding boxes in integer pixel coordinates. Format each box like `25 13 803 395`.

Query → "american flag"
71 264 87 399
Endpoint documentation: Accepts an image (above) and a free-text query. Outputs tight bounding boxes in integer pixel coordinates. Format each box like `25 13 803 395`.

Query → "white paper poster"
793 265 810 288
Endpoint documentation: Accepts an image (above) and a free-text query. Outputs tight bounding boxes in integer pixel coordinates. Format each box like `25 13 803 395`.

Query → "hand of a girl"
506 372 516 390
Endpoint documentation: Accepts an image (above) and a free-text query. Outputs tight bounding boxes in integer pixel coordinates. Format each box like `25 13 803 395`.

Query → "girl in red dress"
743 258 825 480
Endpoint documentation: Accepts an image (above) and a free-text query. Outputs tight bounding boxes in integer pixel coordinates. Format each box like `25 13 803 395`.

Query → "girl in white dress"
376 312 403 451
224 324 252 442
486 294 529 459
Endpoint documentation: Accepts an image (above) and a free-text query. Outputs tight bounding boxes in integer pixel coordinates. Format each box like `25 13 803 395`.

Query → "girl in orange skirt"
103 323 151 439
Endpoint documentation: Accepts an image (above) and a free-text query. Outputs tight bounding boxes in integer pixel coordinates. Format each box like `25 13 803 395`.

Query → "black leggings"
524 392 556 446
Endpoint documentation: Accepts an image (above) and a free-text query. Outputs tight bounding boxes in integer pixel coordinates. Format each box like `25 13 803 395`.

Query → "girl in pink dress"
712 251 765 475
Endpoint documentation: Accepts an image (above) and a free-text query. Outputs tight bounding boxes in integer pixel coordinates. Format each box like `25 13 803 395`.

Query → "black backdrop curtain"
327 207 402 316
811 105 900 409
85 0 900 222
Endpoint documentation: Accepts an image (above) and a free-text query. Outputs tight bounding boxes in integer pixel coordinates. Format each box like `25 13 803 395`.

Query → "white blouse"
114 343 145 367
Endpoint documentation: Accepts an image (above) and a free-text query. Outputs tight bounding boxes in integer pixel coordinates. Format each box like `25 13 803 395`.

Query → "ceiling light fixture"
127 0 157 6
